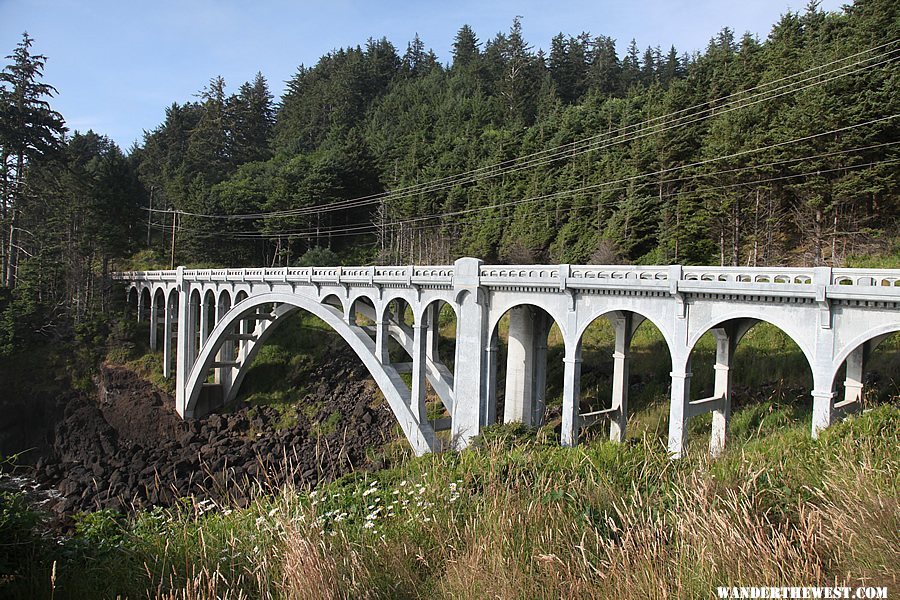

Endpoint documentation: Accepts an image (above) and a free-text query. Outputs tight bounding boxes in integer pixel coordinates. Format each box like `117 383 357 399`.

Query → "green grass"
2 404 896 599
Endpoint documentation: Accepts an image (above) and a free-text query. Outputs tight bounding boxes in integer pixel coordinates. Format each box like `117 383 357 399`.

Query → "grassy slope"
2 402 897 599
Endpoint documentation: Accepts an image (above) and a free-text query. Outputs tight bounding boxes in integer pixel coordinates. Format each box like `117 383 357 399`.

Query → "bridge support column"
560 351 582 446
485 331 499 426
425 302 440 363
531 310 549 426
811 309 837 439
199 296 210 349
238 313 250 363
175 269 192 417
843 345 865 406
149 301 159 352
710 328 734 457
667 366 692 459
163 295 174 379
136 291 144 323
609 313 633 443
374 317 390 364
812 390 836 436
504 305 537 425
411 323 428 423
215 301 233 392
451 258 487 448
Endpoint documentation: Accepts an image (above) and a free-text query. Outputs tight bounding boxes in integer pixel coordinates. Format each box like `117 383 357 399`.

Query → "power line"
150 125 899 240
142 40 900 223
150 157 900 241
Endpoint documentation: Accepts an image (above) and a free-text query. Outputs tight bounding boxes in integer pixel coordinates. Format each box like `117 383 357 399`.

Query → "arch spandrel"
685 306 816 370
829 322 900 379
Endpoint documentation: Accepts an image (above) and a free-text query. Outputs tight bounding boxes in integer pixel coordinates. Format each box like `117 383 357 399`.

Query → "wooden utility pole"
147 186 154 248
170 209 177 269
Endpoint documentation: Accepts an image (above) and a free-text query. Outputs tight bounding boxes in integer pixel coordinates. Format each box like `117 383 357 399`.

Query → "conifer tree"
0 33 66 288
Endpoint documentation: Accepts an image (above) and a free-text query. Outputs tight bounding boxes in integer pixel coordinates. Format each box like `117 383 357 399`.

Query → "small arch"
683 318 814 454
382 296 414 327
488 303 566 432
202 289 217 343
320 293 345 316
139 286 152 321
189 289 202 360
217 289 232 315
348 295 378 340
151 287 167 351
576 310 671 443
127 286 139 317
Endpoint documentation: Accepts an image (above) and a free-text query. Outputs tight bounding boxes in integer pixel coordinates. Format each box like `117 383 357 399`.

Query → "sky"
1 0 848 151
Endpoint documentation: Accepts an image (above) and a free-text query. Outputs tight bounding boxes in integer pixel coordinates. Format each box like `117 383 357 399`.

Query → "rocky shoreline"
13 354 396 518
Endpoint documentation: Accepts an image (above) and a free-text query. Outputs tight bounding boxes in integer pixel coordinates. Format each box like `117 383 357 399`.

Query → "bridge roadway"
119 259 900 457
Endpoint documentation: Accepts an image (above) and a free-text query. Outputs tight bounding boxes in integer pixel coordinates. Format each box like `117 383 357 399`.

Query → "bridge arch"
139 286 151 314
830 323 900 377
217 289 232 315
575 307 673 356
127 286 139 316
574 309 672 442
686 310 815 371
320 292 345 316
680 315 815 457
827 324 900 413
488 302 567 430
183 291 434 455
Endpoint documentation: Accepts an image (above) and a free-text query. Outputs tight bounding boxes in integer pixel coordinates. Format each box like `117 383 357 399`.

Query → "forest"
0 0 898 360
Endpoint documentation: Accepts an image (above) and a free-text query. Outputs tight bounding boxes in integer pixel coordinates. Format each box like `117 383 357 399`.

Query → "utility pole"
170 209 177 269
147 186 154 248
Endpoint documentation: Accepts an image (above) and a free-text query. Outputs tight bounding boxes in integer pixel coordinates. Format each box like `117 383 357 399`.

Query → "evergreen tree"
452 25 481 69
0 33 66 288
230 72 274 166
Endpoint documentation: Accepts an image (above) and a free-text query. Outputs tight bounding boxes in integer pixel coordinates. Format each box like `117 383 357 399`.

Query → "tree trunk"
5 153 25 288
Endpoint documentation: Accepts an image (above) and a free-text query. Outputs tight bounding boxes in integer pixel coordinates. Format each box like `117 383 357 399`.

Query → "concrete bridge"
118 259 900 458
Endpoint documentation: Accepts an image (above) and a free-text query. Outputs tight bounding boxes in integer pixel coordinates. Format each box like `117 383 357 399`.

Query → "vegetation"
1 403 896 598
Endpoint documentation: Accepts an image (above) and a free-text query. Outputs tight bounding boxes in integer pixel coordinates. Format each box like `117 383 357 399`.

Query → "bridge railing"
832 268 900 287
114 264 900 302
681 266 815 284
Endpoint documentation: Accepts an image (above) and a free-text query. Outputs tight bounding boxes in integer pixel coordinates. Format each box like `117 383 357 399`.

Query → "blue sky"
1 0 847 150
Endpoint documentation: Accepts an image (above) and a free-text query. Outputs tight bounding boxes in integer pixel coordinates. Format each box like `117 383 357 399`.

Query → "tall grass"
3 404 896 599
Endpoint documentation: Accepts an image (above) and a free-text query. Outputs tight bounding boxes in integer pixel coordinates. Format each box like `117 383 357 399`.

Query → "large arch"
574 309 672 443
488 302 566 431
183 291 435 455
680 316 814 457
